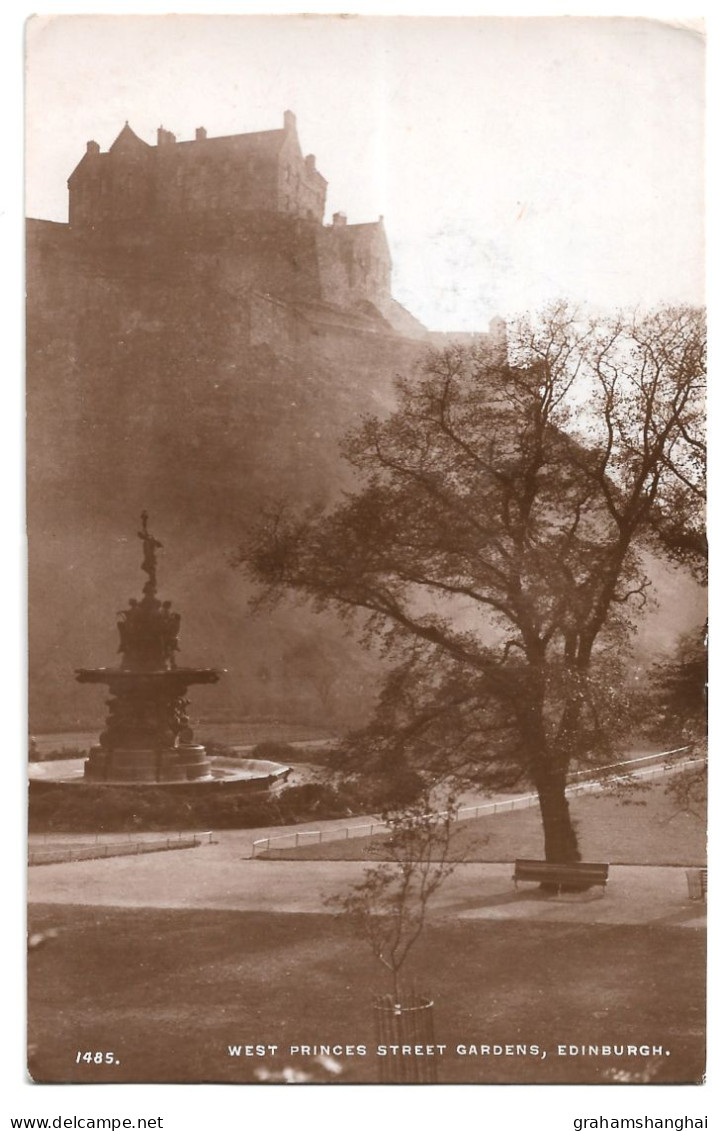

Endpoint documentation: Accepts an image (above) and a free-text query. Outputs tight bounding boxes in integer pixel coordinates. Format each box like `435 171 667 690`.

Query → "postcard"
25 14 706 1093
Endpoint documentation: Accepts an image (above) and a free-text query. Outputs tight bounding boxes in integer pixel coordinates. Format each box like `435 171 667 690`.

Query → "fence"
251 746 701 857
28 830 216 866
28 829 217 845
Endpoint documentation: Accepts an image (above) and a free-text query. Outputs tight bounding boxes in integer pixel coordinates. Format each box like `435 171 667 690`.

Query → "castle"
59 110 428 338
69 112 329 229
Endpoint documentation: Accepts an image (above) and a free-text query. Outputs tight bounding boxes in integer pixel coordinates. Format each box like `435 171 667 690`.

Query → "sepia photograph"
24 12 706 1091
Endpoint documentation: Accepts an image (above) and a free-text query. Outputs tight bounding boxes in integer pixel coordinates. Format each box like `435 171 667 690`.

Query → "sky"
25 14 704 331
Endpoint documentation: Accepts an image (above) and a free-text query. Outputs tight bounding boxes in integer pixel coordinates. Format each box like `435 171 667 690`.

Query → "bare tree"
330 796 459 1003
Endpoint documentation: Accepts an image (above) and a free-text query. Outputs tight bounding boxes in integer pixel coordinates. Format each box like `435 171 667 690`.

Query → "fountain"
76 513 222 784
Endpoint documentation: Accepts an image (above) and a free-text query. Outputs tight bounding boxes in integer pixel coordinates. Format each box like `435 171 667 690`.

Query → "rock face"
28 113 508 732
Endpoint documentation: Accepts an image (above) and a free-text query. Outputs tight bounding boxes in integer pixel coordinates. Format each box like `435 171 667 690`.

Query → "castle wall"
316 221 392 312
69 137 154 230
248 291 299 353
276 128 327 222
70 144 282 232
155 141 280 221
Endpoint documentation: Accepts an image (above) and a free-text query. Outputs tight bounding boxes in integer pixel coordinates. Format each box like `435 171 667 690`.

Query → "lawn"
260 782 707 866
28 904 705 1086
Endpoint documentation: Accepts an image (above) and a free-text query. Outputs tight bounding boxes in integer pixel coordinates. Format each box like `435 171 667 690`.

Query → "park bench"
513 858 609 895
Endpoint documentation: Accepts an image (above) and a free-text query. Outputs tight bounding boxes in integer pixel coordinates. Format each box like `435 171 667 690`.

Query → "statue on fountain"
115 514 182 671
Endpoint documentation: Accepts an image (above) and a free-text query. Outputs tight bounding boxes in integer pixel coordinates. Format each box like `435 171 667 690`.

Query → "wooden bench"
513 858 610 895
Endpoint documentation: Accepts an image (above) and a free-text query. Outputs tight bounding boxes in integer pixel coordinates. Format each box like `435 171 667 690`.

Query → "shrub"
200 740 238 758
28 761 421 834
249 741 296 763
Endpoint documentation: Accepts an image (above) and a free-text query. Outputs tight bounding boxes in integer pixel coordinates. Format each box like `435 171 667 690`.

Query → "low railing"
567 745 693 781
28 830 216 866
28 829 217 846
251 746 701 857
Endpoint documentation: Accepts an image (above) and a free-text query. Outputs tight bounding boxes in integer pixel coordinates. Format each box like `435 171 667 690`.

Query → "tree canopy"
239 303 706 863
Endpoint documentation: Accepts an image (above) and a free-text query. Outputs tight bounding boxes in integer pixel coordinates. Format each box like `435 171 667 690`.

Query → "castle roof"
69 113 328 184
176 128 284 153
109 122 151 153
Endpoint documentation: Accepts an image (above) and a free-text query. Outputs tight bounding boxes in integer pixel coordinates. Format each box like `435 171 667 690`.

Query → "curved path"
28 834 705 929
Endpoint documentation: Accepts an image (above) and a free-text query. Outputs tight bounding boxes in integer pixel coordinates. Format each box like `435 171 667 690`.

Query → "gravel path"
28 842 705 929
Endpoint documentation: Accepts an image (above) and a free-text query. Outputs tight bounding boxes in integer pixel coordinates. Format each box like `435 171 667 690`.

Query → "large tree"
238 304 706 863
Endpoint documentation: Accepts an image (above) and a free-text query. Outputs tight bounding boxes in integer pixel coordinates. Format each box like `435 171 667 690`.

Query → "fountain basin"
29 756 292 797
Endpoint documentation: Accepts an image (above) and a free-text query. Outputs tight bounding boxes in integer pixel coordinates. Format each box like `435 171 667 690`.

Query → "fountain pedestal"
77 669 220 783
75 513 222 785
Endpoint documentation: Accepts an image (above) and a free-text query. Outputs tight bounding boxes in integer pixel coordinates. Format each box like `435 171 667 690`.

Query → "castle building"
63 110 414 332
68 111 328 230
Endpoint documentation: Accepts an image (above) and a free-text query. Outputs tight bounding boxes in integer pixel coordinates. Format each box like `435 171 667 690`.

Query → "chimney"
86 140 100 155
157 127 176 146
283 109 297 133
195 126 207 141
305 154 316 172
332 212 347 228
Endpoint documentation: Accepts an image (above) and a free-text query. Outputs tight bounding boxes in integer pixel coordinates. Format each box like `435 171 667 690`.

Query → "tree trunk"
536 771 580 865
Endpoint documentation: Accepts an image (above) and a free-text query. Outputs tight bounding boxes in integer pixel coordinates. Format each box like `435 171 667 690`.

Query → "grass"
260 782 707 866
27 903 705 1085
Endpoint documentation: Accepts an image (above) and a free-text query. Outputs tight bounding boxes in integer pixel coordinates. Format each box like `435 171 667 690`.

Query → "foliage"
328 795 459 1001
276 743 335 765
328 738 426 807
664 754 707 820
199 739 238 758
646 626 707 743
640 626 707 820
249 740 297 763
28 778 370 833
239 303 706 862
